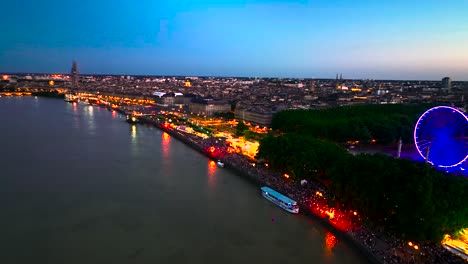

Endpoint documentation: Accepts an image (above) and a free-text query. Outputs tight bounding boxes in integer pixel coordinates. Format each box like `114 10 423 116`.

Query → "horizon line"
1 71 466 82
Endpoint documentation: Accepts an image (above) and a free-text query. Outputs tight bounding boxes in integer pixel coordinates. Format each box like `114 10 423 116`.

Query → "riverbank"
130 113 465 264
134 115 384 263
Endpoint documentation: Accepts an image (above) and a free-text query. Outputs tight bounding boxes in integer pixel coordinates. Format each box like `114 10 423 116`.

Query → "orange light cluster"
2 75 8 80
325 232 338 250
408 242 419 250
307 195 357 232
209 160 216 169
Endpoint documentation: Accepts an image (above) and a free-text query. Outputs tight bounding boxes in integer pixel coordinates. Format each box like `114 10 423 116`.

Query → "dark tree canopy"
257 104 468 242
272 104 436 144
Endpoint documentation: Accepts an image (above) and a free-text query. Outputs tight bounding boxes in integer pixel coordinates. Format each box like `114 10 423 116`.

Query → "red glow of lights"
163 132 170 141
325 232 338 250
284 174 290 179
162 132 170 157
207 160 217 188
205 146 227 159
209 146 216 153
325 209 335 219
307 196 356 232
209 160 216 169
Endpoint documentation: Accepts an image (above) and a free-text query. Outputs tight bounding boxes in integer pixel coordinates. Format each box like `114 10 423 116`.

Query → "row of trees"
272 104 436 144
256 133 468 241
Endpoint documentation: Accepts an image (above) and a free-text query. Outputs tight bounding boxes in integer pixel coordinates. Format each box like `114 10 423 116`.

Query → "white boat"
216 160 225 167
261 186 299 214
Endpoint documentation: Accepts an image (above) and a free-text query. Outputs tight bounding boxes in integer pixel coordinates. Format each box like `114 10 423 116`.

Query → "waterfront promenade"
125 114 466 264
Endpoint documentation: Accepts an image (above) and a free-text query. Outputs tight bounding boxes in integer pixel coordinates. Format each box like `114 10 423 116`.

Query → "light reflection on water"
130 125 138 157
207 160 217 189
86 106 96 135
162 132 170 158
324 231 338 256
131 125 137 142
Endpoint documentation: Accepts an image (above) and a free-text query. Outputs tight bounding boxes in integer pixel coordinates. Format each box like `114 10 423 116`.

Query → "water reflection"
131 125 137 142
111 110 117 118
208 160 217 189
86 106 96 135
88 105 94 116
162 132 170 158
72 102 79 128
324 231 338 256
130 125 138 157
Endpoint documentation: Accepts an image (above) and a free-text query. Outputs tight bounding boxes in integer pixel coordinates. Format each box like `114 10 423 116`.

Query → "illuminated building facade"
189 98 231 117
235 108 273 127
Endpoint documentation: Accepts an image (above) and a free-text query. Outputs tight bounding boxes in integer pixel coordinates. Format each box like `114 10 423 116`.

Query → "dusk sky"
1 0 468 80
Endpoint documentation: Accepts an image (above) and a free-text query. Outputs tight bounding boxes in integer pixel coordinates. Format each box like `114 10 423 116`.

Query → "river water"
0 97 369 264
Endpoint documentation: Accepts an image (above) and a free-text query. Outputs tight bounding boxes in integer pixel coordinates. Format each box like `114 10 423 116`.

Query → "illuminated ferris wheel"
414 106 468 168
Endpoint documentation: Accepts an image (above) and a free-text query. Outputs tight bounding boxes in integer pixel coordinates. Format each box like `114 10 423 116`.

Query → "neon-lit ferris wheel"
414 106 468 168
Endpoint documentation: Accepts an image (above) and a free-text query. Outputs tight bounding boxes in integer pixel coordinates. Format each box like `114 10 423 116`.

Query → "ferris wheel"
414 106 468 168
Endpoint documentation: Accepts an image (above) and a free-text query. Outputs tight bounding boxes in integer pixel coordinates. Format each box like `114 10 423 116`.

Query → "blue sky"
1 0 468 80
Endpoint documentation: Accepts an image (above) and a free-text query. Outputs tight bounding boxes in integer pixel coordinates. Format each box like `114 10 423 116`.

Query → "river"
0 96 369 264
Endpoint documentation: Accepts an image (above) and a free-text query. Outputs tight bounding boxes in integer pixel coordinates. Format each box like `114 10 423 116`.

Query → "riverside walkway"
128 113 465 264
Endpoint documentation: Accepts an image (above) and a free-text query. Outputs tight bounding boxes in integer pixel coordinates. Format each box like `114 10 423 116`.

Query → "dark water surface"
0 97 369 264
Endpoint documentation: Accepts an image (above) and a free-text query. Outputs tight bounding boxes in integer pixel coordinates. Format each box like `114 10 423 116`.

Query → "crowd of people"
138 115 466 264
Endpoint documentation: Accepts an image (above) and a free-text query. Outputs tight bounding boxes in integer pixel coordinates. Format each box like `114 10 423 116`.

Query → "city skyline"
1 0 468 81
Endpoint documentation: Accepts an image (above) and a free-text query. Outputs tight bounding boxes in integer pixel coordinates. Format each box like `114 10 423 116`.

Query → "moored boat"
261 186 299 214
216 160 225 167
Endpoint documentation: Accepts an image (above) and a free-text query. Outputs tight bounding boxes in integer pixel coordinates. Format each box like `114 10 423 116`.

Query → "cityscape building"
71 60 79 89
442 77 451 92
